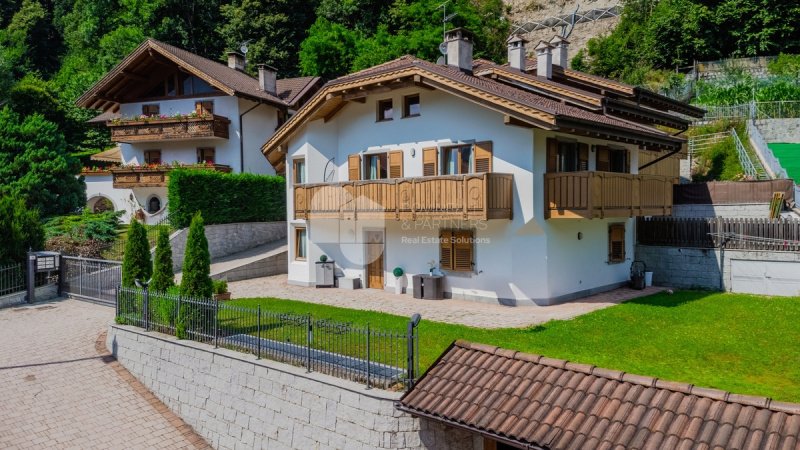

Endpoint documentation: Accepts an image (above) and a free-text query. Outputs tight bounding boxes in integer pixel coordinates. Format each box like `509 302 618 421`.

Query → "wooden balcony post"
411 178 416 221
395 178 400 220
482 173 489 219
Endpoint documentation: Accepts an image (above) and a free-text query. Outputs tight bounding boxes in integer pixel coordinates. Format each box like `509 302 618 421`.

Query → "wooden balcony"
110 164 232 188
545 171 675 219
294 173 514 221
108 115 230 143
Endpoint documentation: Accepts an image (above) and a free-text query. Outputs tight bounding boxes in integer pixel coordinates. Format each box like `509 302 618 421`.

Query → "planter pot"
213 292 231 301
394 279 404 295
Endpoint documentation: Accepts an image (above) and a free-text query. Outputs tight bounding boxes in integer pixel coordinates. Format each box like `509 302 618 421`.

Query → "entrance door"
365 231 384 289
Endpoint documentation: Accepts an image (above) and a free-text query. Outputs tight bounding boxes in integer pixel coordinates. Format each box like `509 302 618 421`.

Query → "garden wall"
755 119 800 143
169 222 286 272
0 285 59 309
107 325 480 450
671 203 770 219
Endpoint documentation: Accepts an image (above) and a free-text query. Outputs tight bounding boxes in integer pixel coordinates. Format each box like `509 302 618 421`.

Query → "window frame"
195 100 214 115
147 195 162 214
608 223 626 264
439 229 475 273
293 158 306 185
376 99 394 122
196 147 216 164
143 149 162 165
294 227 307 261
142 104 160 116
402 94 420 118
441 144 475 175
363 152 389 180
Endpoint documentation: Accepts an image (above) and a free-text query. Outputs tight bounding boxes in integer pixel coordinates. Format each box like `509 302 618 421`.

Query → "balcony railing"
545 171 675 219
294 173 514 221
110 164 232 188
108 115 231 143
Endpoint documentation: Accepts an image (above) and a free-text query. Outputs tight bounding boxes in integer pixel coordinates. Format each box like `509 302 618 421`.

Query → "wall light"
577 232 583 240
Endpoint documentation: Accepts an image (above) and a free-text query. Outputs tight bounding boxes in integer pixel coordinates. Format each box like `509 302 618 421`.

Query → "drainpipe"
238 101 266 173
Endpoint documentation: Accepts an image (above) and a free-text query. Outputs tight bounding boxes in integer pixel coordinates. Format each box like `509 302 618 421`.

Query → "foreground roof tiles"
398 340 800 450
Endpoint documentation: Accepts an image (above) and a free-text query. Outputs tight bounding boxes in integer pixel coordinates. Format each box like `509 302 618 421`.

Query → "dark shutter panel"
546 138 558 173
388 150 404 178
348 154 361 181
453 230 474 272
439 230 453 270
608 224 626 262
578 143 589 171
423 147 438 176
597 146 610 172
474 141 493 173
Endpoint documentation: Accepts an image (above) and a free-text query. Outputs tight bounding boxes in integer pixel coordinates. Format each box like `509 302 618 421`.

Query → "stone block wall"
170 222 286 271
755 119 800 143
671 203 770 219
107 325 481 450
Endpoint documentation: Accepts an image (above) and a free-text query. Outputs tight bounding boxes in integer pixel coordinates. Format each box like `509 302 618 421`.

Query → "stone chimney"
507 35 529 71
445 28 474 73
227 51 246 72
535 40 554 79
258 64 278 96
550 35 570 68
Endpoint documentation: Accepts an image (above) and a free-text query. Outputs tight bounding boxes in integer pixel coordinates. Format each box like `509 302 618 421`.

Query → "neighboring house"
261 29 703 306
77 39 321 223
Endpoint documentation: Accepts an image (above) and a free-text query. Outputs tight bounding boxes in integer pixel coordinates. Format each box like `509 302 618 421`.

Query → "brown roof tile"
398 341 800 450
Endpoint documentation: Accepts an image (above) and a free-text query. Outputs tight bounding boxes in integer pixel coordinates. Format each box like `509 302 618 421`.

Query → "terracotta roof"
77 39 321 110
399 340 800 450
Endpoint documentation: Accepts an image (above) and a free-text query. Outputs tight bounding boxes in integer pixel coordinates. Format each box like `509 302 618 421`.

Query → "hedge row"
168 169 285 229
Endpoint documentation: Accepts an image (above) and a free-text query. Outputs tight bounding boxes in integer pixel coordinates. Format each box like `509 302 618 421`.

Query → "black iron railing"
0 263 25 297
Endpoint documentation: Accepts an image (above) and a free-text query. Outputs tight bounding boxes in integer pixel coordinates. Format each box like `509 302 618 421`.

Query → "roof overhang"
555 116 685 151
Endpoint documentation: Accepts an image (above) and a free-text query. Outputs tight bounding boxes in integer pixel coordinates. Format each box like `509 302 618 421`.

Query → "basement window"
377 99 393 121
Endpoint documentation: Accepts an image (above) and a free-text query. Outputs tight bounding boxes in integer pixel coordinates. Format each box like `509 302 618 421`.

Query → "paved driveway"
0 299 209 450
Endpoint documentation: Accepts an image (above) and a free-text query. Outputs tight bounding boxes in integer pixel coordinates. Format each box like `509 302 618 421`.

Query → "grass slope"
230 291 800 402
769 142 800 181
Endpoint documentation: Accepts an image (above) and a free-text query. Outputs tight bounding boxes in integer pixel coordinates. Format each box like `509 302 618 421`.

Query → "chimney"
550 35 570 68
507 34 529 71
445 28 474 73
227 51 246 72
258 64 278 96
534 40 554 79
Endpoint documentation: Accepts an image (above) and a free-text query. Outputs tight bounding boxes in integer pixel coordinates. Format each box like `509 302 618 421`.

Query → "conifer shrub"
150 227 174 293
121 219 151 288
176 212 214 339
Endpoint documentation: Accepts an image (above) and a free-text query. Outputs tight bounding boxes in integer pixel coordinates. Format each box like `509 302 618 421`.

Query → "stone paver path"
229 275 665 328
0 299 209 450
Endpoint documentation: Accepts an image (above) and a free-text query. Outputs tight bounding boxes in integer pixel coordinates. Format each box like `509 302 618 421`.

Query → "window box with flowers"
107 111 231 143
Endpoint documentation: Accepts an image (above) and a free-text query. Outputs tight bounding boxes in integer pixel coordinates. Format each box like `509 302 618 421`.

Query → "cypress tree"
179 212 212 298
121 220 152 287
150 227 174 292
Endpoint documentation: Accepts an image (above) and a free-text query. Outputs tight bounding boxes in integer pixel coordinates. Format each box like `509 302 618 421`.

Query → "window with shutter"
348 154 361 181
144 150 161 164
197 147 215 164
439 231 453 270
578 143 589 171
195 100 214 115
453 230 474 271
608 223 626 263
546 138 558 173
422 147 438 176
474 141 493 173
597 146 611 172
142 104 160 116
388 150 403 178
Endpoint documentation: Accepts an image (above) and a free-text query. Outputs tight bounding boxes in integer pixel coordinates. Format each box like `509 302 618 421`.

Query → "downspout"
238 101 265 173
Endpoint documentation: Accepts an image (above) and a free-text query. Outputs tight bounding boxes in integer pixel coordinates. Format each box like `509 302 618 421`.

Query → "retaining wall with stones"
755 119 800 143
636 245 800 290
170 222 286 272
106 325 481 450
0 285 59 309
671 203 770 219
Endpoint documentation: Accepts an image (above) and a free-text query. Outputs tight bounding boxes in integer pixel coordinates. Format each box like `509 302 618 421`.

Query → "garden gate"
60 256 121 306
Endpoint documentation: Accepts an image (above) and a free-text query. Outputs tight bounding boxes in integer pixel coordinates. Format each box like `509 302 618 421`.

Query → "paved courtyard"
0 299 209 450
229 275 665 328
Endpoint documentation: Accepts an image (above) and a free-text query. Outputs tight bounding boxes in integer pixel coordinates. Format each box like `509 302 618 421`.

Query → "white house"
260 30 703 306
77 39 321 223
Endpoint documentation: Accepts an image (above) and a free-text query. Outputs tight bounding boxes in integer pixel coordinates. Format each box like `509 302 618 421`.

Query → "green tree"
179 212 212 298
0 0 63 78
0 107 85 217
0 196 44 266
121 220 152 288
150 227 174 292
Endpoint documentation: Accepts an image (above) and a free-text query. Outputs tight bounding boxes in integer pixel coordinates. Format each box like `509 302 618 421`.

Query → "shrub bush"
150 227 174 293
121 220 152 287
0 197 45 266
212 279 228 294
168 169 285 228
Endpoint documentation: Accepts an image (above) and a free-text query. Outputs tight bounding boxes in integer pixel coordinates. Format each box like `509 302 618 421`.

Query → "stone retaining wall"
107 325 481 450
0 285 59 309
671 203 770 219
170 222 286 272
755 119 800 143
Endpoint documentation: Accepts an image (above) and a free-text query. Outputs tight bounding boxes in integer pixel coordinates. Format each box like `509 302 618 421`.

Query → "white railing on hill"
687 129 765 180
696 101 800 122
746 121 788 179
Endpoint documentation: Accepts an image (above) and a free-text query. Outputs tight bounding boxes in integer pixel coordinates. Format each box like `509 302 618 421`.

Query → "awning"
90 146 122 163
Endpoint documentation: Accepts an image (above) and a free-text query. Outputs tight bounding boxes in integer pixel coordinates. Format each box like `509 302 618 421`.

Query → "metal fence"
697 101 800 122
687 129 765 180
747 121 788 179
117 287 420 390
0 263 25 297
62 256 122 305
637 217 800 251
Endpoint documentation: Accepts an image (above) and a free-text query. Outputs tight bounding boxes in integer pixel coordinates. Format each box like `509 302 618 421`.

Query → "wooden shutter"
546 138 558 173
578 143 589 171
608 224 626 262
597 146 610 172
474 141 493 173
453 230 474 272
388 150 404 178
423 147 438 176
439 230 453 270
348 154 361 181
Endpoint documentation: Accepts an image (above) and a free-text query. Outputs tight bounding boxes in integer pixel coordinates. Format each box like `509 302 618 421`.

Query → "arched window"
148 196 161 213
92 197 114 213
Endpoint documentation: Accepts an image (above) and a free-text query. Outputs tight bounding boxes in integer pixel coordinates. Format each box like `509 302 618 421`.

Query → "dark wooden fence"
674 180 795 205
637 217 800 251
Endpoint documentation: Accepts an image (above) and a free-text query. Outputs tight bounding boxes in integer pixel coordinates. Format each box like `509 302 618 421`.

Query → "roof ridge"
452 340 800 415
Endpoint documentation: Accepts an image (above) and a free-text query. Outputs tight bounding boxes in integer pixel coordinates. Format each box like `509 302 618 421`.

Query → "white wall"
83 174 167 224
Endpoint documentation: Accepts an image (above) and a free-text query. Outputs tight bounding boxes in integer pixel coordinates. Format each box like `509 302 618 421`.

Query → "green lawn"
768 142 800 181
230 291 800 402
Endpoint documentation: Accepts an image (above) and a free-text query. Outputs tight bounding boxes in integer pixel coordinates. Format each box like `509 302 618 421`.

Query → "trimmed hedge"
168 169 285 229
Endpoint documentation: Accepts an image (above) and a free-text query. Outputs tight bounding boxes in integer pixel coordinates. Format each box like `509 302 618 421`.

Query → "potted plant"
212 279 230 301
320 254 328 262
393 267 405 294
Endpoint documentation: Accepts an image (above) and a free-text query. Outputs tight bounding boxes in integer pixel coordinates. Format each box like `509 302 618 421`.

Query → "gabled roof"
399 340 800 450
76 39 321 111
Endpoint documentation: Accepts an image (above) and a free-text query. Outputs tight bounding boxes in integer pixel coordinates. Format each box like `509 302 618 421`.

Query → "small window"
142 104 160 116
295 227 307 261
147 196 162 214
293 158 306 184
197 147 215 164
608 223 626 263
377 99 393 121
546 138 588 173
195 100 214 115
403 94 420 117
144 150 161 165
439 230 474 272
365 153 388 180
442 145 473 175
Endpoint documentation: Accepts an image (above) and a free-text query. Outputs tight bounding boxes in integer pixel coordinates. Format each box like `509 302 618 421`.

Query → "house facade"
77 39 320 223
262 30 703 305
